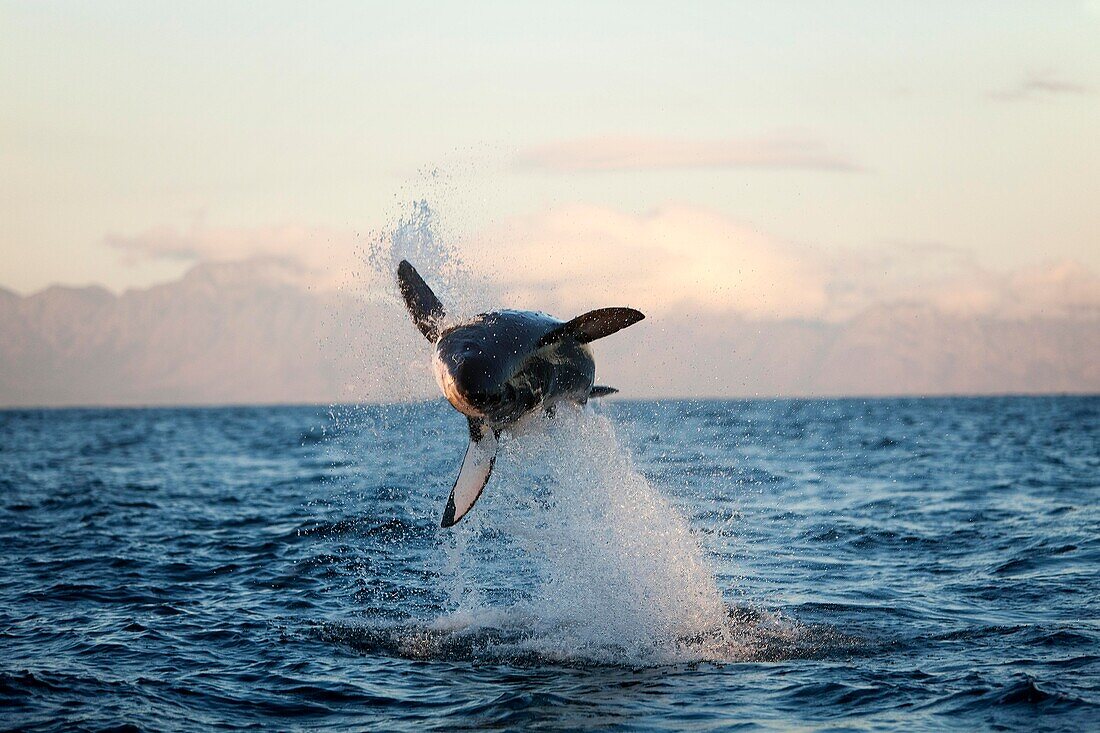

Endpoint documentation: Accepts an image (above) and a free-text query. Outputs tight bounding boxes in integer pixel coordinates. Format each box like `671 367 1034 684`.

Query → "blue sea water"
1 396 1098 731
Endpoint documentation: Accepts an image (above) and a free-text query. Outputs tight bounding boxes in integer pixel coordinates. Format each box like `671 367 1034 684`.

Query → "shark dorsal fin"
538 307 645 347
397 260 445 342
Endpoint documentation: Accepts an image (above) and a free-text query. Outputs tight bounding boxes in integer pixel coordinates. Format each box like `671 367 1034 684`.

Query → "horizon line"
3 391 1097 413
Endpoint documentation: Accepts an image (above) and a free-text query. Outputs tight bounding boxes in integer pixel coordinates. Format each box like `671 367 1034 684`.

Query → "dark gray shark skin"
396 260 644 527
434 310 595 425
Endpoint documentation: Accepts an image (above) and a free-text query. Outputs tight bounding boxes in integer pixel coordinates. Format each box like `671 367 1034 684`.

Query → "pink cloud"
464 204 833 320
516 135 860 173
105 224 362 290
466 205 1100 322
106 205 1100 322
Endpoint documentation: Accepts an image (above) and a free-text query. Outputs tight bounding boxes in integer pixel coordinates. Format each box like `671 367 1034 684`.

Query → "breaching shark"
397 260 645 527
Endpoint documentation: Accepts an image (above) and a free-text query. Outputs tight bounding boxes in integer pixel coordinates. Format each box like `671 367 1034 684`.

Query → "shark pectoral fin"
441 418 498 528
589 385 618 398
538 307 645 347
397 260 446 342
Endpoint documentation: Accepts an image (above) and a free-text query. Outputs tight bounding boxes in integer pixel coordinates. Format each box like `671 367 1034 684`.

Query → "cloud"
835 244 1100 320
465 204 831 320
515 135 860 173
466 205 1100 321
991 71 1092 101
105 223 362 290
107 205 1100 322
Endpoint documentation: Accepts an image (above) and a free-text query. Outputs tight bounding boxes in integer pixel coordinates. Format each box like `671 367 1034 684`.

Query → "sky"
1 1 1098 316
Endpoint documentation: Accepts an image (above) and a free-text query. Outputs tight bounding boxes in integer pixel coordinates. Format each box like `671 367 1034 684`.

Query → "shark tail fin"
440 418 498 528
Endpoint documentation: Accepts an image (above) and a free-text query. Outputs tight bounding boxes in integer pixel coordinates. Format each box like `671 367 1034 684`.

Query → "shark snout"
453 355 502 406
433 346 506 418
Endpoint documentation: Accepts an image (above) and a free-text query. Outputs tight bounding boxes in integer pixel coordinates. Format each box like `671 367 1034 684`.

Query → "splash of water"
365 199 483 323
329 200 838 664
433 407 734 663
333 200 482 405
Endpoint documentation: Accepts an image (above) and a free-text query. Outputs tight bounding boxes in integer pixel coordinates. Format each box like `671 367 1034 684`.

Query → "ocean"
1 396 1097 731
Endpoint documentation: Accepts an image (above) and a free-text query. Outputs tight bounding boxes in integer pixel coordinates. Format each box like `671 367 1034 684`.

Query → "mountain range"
1 261 1096 407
